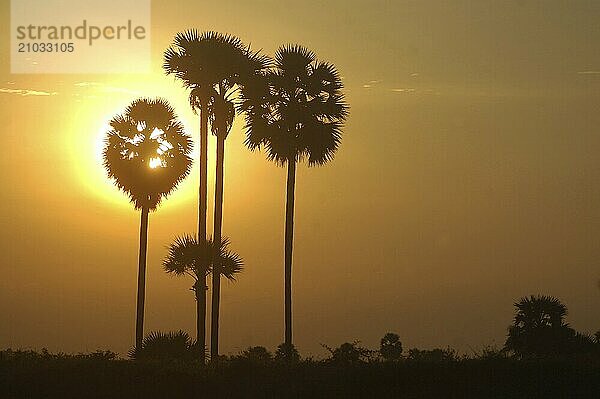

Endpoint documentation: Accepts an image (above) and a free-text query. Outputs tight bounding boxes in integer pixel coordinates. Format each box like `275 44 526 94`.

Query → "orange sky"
1 0 599 357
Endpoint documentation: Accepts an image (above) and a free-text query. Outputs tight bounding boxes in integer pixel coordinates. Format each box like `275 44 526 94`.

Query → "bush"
235 346 272 363
274 343 300 363
129 330 201 362
324 341 373 364
380 332 403 361
0 348 118 361
407 347 458 362
476 345 509 360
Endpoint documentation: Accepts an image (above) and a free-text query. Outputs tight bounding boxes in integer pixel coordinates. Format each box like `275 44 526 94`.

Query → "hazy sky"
1 0 599 357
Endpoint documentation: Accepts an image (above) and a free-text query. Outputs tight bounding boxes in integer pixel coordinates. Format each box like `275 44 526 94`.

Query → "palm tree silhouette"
513 295 568 329
162 234 243 361
241 45 348 347
102 98 193 349
505 295 573 356
164 30 268 359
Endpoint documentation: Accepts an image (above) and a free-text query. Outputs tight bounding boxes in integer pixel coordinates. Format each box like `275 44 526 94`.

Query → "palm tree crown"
513 295 568 330
163 234 243 283
241 44 348 165
103 98 193 210
163 30 270 139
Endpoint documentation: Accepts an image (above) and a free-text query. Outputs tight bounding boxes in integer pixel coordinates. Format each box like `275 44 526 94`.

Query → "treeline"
4 294 597 363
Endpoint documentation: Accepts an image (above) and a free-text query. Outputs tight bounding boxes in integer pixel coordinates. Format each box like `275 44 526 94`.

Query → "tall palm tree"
240 45 348 347
162 234 243 362
103 98 193 349
164 30 268 359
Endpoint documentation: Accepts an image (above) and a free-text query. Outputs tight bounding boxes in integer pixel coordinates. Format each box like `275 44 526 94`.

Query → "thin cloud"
74 82 102 87
74 82 140 96
0 88 57 96
363 79 383 89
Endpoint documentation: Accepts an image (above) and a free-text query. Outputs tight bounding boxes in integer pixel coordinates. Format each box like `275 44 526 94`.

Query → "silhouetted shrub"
274 343 300 363
235 346 272 363
324 341 373 364
0 348 118 361
476 345 509 360
407 347 458 362
379 332 403 361
129 330 200 362
505 295 598 357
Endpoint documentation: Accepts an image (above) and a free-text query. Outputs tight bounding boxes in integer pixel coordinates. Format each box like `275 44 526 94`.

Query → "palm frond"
219 250 244 281
163 30 270 138
163 234 213 278
240 45 348 167
212 236 244 281
102 98 193 210
129 330 200 361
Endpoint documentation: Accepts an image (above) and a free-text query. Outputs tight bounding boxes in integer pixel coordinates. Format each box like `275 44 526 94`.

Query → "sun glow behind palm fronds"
63 72 258 215
62 75 220 212
148 157 163 169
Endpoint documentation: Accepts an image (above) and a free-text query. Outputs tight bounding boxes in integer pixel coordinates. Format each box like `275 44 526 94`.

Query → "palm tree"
164 30 268 358
102 98 193 349
129 330 199 362
240 45 348 347
505 295 573 356
162 234 243 362
513 295 568 329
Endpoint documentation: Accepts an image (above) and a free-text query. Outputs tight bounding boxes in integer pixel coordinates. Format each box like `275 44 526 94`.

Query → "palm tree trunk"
135 206 150 349
284 158 296 347
197 104 209 363
195 284 206 363
199 106 208 242
210 136 225 360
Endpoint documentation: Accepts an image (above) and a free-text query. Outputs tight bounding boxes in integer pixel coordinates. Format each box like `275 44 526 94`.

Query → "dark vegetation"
2 347 599 398
2 296 599 398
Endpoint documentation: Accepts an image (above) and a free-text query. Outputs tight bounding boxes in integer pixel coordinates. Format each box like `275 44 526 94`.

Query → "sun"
64 74 209 212
148 157 163 169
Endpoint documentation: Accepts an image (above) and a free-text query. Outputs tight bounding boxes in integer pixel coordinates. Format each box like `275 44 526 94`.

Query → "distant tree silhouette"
323 342 373 364
129 331 200 362
274 343 301 363
235 346 273 363
163 234 243 361
504 295 595 357
164 31 268 360
240 45 348 348
102 98 193 349
380 333 403 361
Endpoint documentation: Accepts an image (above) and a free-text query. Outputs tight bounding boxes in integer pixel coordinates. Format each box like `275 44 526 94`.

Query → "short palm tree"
505 295 573 356
513 295 568 329
103 98 193 349
164 30 268 358
240 45 348 347
129 330 199 362
162 234 243 362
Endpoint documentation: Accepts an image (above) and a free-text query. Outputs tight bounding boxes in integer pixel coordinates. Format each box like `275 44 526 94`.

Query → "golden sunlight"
148 157 163 169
